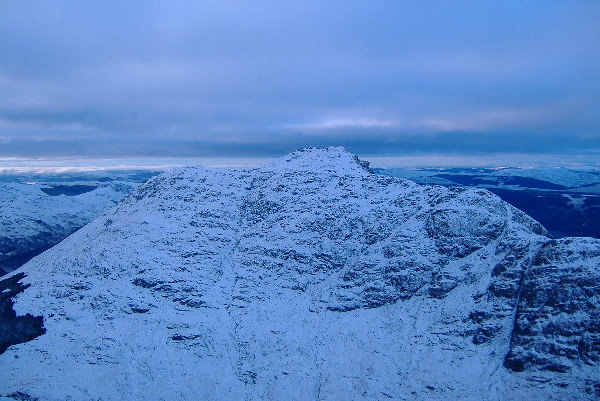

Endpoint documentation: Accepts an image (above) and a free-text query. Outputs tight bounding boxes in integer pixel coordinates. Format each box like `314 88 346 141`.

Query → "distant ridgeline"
1 147 598 400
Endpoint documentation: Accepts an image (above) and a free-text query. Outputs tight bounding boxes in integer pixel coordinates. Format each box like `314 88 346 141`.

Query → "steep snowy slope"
0 182 137 275
1 147 598 400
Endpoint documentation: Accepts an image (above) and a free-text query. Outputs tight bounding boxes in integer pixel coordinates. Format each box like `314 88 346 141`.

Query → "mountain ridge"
1 147 598 400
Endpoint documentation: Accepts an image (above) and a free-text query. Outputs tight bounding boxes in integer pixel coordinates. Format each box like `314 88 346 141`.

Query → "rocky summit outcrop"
0 147 598 400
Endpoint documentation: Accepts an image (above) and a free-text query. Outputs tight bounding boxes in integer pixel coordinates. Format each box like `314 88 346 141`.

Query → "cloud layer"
1 1 599 156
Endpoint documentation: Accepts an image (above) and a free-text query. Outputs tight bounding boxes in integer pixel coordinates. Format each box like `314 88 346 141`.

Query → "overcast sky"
1 1 599 157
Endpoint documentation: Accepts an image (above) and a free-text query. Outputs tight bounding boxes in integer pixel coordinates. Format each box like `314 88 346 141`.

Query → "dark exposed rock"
428 272 459 299
171 334 200 341
468 311 491 324
0 273 46 354
472 324 501 344
585 380 600 397
131 278 159 288
5 391 39 401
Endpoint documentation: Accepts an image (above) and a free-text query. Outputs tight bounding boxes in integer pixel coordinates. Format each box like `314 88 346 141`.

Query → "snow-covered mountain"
0 181 137 275
1 147 598 400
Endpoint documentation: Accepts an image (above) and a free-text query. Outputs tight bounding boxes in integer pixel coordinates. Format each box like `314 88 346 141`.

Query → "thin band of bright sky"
1 1 599 157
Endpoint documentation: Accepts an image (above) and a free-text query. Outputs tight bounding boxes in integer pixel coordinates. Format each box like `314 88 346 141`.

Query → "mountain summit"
1 147 599 400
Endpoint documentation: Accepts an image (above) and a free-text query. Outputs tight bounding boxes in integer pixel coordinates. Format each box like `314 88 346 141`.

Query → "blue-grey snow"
0 147 598 400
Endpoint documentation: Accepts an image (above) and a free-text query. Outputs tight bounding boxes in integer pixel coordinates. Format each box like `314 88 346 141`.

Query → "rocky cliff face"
504 237 600 397
0 147 598 400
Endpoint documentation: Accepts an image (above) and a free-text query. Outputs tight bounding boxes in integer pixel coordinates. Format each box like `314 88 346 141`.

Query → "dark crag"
0 273 46 354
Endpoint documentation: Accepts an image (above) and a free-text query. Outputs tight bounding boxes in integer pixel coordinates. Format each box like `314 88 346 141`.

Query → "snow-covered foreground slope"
0 182 137 275
1 147 598 400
